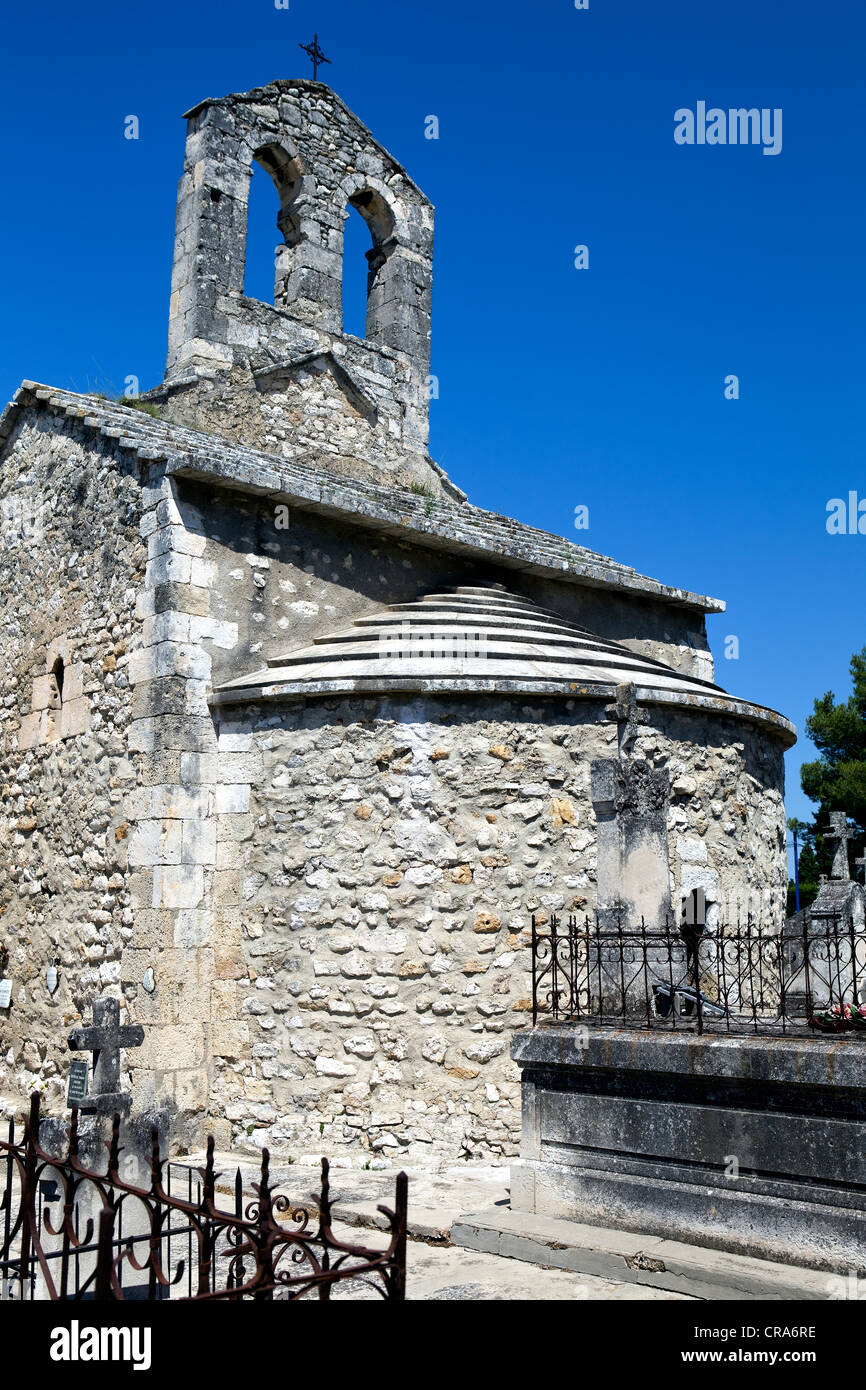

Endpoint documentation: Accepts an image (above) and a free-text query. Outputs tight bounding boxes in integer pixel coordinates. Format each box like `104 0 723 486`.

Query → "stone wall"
205 694 786 1164
150 356 442 499
119 468 237 1147
0 411 145 1112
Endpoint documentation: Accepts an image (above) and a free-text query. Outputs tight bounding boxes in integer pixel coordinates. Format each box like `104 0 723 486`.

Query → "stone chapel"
0 80 795 1160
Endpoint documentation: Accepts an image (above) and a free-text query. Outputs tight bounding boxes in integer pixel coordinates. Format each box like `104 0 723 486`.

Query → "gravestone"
590 685 677 1015
39 996 171 1178
67 995 144 1116
32 997 172 1297
592 684 672 931
827 810 856 881
510 806 866 1277
785 811 866 1013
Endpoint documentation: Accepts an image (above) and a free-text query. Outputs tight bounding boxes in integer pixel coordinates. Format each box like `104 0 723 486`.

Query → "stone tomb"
508 810 866 1273
785 813 866 1013
510 1026 866 1273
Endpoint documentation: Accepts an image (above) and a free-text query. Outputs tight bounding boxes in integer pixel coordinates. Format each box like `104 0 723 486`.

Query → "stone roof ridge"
255 351 378 419
0 382 726 615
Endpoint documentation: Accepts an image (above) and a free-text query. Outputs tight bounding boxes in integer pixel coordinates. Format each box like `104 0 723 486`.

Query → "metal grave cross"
605 682 650 758
67 996 144 1115
299 33 331 82
824 811 856 881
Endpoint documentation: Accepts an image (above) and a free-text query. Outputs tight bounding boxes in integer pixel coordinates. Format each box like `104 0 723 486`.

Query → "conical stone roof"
212 582 794 742
217 582 721 691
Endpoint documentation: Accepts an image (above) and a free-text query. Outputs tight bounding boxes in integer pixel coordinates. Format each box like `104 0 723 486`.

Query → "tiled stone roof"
219 582 723 696
0 383 725 614
213 581 796 746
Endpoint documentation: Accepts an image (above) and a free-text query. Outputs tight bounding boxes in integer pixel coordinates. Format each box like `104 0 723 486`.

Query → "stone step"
198 1153 509 1247
450 1206 839 1301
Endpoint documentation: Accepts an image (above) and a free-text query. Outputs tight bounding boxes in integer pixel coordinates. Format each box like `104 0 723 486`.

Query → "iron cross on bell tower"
299 33 331 82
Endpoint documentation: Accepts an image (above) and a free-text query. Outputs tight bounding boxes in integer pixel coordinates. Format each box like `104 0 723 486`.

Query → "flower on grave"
813 1003 856 1028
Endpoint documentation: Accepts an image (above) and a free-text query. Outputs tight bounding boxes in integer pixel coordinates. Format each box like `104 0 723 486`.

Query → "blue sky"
1 0 864 836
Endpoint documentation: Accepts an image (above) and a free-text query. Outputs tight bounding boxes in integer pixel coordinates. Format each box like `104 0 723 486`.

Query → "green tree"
790 648 866 910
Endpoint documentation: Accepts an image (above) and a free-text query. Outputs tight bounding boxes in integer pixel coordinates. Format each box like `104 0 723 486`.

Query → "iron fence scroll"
0 1094 407 1301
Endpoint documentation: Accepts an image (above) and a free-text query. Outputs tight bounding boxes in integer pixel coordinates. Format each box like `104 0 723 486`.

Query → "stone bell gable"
148 80 441 496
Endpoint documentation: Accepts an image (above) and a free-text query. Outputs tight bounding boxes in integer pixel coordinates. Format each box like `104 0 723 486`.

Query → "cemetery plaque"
0 979 11 1009
67 1060 89 1108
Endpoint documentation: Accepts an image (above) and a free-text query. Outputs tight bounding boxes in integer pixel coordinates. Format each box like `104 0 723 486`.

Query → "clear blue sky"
1 0 864 834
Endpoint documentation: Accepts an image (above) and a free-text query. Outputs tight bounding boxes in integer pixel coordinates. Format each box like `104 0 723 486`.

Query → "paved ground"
207 1155 511 1242
208 1154 834 1301
397 1241 687 1301
327 1228 692 1300
205 1155 694 1300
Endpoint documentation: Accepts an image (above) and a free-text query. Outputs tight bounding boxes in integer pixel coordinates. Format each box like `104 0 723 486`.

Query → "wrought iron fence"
530 912 866 1037
0 1094 407 1301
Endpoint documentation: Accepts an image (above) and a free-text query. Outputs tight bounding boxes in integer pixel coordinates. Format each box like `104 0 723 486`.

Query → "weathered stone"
550 797 578 827
463 1039 506 1064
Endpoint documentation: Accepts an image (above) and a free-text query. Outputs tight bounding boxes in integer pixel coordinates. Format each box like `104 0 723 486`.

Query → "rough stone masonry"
0 79 795 1163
